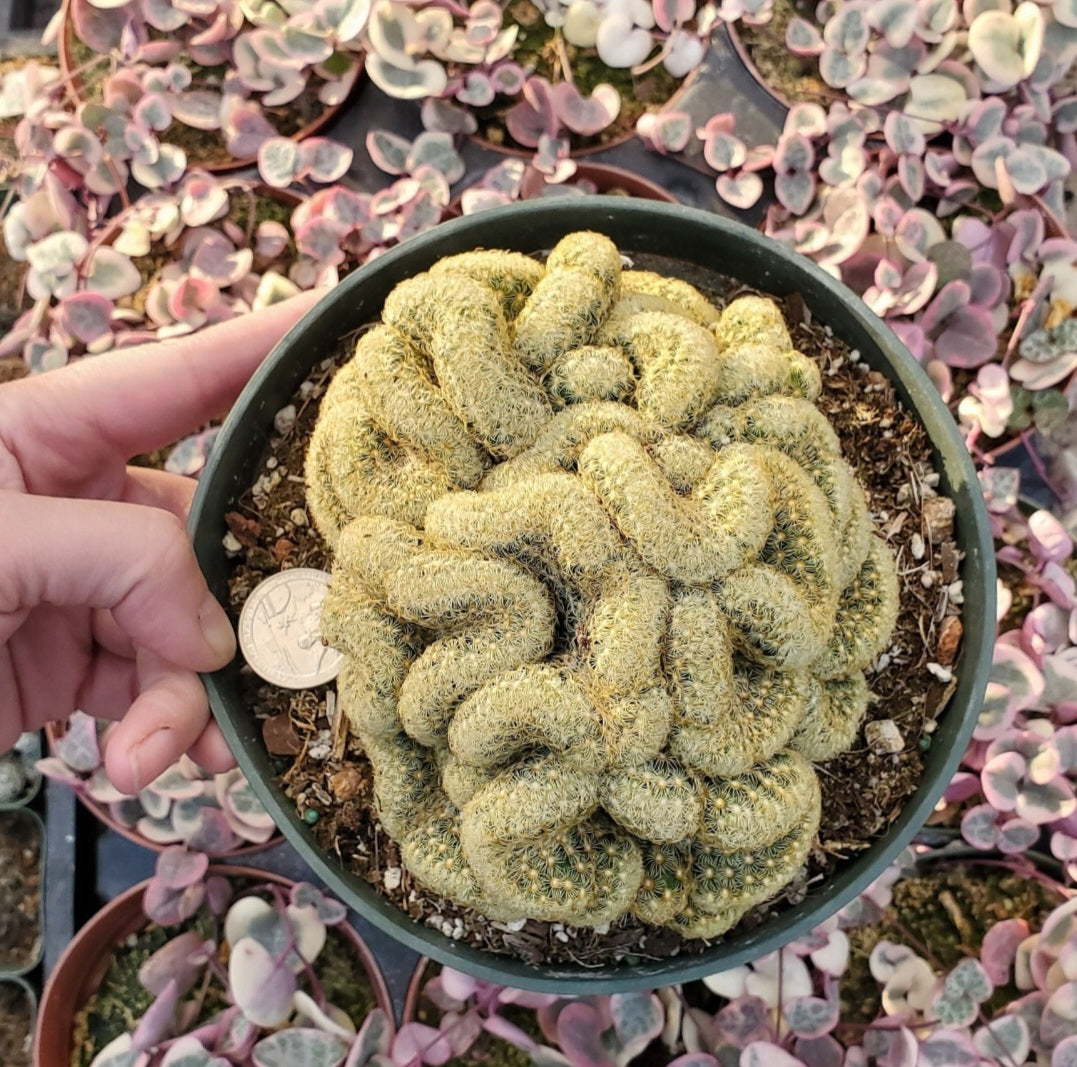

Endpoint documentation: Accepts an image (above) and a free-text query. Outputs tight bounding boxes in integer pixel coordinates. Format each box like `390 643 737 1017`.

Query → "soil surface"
0 813 41 972
224 251 964 970
731 0 833 109
0 983 33 1067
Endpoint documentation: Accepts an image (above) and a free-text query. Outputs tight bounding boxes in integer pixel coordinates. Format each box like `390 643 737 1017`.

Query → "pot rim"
32 863 396 1067
189 197 996 993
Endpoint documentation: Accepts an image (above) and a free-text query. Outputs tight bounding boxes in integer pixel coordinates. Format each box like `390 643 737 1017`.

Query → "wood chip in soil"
224 255 965 970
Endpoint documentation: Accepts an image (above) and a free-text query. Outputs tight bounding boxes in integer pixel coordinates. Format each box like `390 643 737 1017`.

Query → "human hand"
0 290 323 793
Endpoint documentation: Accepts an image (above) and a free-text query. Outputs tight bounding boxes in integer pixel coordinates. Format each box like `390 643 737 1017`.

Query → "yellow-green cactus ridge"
603 757 703 843
715 294 794 352
713 342 823 406
815 536 900 680
669 662 809 778
633 841 692 924
448 665 605 772
513 232 622 372
598 310 723 429
310 231 902 936
792 672 872 761
429 250 544 321
699 748 821 852
542 345 636 408
621 270 721 327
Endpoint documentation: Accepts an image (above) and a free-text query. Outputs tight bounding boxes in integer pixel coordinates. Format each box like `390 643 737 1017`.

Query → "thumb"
1 490 236 670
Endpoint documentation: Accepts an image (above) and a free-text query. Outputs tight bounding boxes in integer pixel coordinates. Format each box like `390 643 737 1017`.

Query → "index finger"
1 290 325 491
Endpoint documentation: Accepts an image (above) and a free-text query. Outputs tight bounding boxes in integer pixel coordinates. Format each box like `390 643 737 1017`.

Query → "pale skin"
0 290 323 794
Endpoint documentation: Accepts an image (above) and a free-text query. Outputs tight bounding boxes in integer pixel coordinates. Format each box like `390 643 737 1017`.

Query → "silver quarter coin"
238 568 343 689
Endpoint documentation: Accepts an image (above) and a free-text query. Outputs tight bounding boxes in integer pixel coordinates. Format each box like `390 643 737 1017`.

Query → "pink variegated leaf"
299 138 353 183
549 82 620 136
715 172 763 209
654 0 694 31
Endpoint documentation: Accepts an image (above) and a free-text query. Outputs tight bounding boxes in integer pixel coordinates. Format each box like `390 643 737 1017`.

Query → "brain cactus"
306 231 900 938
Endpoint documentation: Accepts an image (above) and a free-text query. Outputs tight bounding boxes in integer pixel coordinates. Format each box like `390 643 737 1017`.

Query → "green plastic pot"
190 198 995 993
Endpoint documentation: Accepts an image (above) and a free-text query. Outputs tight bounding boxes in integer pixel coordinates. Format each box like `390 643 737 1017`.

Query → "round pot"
723 20 798 115
43 720 280 858
55 0 359 174
189 197 995 993
33 865 395 1067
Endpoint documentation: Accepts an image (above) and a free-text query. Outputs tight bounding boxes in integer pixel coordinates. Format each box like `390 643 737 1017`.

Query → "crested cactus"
309 233 902 939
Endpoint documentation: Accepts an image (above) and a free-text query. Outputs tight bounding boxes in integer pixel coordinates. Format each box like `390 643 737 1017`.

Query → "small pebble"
865 719 904 755
923 496 955 542
918 736 932 751
303 808 320 825
926 662 953 682
936 616 963 666
290 508 308 527
222 532 243 554
274 404 297 435
921 571 936 588
307 732 333 761
329 767 362 801
910 533 925 561
383 867 402 891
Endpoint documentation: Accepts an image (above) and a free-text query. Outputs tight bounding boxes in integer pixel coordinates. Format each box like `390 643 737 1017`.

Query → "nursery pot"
33 865 395 1067
189 198 995 993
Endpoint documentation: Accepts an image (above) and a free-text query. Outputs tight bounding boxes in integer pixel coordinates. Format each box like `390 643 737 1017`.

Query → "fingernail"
129 727 176 792
199 594 237 663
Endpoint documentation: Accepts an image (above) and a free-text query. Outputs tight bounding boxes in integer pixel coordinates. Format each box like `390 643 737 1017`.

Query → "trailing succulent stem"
309 232 900 936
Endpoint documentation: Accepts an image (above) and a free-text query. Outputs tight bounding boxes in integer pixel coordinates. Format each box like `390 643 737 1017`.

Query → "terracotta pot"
33 865 395 1067
55 0 359 174
401 957 432 1026
44 720 280 858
